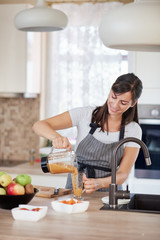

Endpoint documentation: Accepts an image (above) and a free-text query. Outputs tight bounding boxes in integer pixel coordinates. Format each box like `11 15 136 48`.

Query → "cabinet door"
134 52 160 104
0 4 27 93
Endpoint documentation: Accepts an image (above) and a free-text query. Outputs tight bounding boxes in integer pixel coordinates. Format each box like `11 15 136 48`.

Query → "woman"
32 73 143 193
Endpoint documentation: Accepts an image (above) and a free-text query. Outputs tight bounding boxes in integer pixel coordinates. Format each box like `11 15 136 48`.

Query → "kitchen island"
0 192 160 240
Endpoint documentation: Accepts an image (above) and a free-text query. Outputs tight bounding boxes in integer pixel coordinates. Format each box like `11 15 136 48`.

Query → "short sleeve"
69 106 94 127
124 122 142 148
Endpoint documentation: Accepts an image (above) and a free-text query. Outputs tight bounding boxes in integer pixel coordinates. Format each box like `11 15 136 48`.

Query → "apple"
0 174 12 187
7 182 25 195
0 187 6 195
16 174 31 186
0 171 6 177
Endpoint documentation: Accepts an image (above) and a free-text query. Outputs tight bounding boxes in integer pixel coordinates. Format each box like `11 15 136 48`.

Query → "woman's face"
107 90 134 116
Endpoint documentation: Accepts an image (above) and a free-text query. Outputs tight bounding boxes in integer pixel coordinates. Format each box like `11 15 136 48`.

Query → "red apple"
7 182 25 195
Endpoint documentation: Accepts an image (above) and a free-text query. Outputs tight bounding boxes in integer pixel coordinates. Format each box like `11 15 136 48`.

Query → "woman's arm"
32 111 73 149
83 146 140 193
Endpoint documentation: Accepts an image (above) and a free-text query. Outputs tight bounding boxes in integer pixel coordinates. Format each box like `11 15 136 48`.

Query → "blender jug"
41 147 76 174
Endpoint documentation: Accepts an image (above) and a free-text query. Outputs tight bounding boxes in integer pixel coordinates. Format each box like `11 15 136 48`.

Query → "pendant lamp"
99 0 160 52
14 0 68 32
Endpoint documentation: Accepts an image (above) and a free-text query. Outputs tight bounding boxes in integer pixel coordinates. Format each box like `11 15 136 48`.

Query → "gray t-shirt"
69 106 142 150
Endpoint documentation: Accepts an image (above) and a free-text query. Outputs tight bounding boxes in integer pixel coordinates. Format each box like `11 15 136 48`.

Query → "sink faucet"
109 137 151 209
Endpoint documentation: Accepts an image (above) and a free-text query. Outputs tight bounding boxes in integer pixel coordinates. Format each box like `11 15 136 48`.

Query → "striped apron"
66 123 124 191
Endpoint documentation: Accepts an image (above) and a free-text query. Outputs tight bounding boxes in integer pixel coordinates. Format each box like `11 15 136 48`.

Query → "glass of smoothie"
71 167 84 200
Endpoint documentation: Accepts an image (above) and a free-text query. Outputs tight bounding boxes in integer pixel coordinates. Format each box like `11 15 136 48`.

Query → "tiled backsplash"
0 96 40 161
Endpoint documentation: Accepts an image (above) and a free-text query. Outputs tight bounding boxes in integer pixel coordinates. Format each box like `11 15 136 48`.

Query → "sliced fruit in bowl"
51 198 89 214
11 204 48 221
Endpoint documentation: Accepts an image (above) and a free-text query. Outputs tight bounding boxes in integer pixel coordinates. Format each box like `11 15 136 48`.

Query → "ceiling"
0 0 133 6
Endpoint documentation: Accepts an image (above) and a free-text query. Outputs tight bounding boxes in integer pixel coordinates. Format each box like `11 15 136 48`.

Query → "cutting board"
34 185 72 198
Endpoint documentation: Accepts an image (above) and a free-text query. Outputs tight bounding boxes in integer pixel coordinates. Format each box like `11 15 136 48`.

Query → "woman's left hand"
83 174 100 193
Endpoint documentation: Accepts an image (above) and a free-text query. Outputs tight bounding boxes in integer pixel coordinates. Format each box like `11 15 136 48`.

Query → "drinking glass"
71 171 84 200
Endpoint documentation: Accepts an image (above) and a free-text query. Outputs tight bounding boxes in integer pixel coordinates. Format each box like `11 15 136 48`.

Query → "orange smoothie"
48 162 83 197
71 168 83 197
47 162 75 174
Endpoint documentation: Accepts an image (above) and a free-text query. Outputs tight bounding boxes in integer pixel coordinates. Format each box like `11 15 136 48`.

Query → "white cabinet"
0 4 40 95
131 178 160 195
131 52 160 104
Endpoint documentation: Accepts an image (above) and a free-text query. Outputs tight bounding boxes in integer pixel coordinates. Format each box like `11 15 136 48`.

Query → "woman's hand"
32 111 73 151
83 174 100 193
52 135 72 150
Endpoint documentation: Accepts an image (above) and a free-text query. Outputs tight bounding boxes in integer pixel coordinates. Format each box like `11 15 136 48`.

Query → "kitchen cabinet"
0 4 41 95
131 177 160 195
132 52 160 104
128 170 160 195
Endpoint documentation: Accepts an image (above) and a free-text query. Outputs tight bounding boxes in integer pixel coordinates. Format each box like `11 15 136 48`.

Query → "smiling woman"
32 73 143 194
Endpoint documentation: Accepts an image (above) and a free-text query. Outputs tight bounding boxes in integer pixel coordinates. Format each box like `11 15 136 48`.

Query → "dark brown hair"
91 73 143 132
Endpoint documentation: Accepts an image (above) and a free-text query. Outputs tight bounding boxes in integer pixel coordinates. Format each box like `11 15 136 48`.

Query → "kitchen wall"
0 96 40 161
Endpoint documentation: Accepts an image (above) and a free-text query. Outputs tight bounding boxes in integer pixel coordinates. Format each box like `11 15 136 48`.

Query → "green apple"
0 171 6 176
16 174 31 186
0 187 6 195
0 174 12 187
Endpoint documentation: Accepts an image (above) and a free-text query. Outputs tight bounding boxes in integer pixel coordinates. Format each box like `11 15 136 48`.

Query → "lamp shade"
99 1 160 52
14 0 68 32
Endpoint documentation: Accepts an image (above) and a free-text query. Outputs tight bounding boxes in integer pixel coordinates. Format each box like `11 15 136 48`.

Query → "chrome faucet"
109 137 151 209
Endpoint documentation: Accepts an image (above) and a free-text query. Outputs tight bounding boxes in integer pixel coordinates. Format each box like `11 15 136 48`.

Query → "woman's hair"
91 73 143 132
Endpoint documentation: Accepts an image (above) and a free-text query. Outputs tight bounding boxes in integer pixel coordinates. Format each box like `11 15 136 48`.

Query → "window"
45 3 128 140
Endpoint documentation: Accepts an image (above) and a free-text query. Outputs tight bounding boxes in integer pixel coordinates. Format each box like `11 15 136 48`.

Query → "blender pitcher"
41 147 76 174
41 147 84 198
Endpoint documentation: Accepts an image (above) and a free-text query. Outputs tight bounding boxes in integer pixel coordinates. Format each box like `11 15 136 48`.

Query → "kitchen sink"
100 194 160 214
0 160 27 167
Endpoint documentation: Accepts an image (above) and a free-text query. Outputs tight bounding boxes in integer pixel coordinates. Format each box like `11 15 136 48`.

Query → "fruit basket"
0 188 38 209
0 172 38 210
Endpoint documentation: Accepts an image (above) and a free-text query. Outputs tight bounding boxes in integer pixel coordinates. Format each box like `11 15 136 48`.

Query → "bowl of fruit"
0 172 38 209
51 198 89 214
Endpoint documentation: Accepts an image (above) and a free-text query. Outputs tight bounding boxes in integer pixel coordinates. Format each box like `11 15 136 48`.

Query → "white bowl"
51 198 89 214
11 204 48 221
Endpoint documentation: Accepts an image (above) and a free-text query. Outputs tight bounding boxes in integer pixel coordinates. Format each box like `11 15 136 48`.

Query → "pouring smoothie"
41 149 83 198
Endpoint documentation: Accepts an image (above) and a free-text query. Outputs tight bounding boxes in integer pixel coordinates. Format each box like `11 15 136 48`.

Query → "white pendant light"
99 1 160 52
14 0 68 32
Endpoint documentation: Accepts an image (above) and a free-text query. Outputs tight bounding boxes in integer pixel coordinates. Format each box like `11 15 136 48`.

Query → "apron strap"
119 125 125 140
78 161 111 178
89 123 100 135
89 122 125 140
